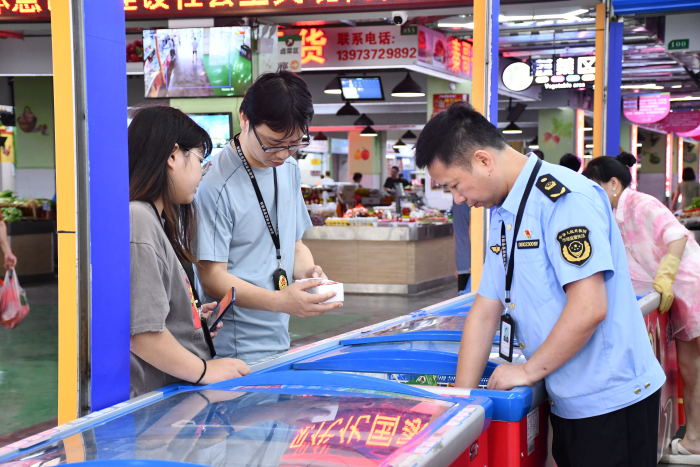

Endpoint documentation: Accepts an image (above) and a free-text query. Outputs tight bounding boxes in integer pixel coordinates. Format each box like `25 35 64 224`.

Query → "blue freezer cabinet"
290 331 548 467
0 371 492 467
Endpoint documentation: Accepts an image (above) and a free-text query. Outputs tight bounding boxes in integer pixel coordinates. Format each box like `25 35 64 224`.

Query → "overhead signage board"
0 0 470 22
278 35 302 73
533 56 595 90
623 93 670 124
661 110 700 133
286 25 471 81
665 14 700 52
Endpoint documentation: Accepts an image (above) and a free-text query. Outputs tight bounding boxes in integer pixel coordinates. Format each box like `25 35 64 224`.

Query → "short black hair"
683 167 696 182
353 172 362 182
581 152 636 188
559 153 581 172
391 166 399 171
532 149 545 160
325 170 331 177
415 102 508 169
239 70 314 139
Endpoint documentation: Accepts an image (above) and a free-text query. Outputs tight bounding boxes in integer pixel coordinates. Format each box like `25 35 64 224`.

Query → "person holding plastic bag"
583 154 700 464
128 106 249 398
0 207 23 328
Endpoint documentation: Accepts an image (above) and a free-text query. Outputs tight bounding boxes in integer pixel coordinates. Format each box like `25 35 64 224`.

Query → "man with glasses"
194 71 342 363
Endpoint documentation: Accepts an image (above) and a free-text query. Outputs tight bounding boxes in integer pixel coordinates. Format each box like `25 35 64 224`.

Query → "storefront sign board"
432 94 468 118
0 0 470 22
286 25 471 80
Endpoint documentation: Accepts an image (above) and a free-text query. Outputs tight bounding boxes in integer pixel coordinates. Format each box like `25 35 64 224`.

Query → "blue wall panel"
489 0 500 125
613 0 700 14
606 22 624 157
84 0 130 411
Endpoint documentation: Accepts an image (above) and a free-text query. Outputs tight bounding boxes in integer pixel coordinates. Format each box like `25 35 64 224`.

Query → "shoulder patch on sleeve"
536 174 571 202
556 226 592 267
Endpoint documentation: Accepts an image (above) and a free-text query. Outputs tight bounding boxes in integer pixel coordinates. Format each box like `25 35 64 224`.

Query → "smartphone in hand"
208 287 235 333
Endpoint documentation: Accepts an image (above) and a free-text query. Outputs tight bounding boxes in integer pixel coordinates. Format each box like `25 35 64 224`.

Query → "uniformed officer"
415 102 665 467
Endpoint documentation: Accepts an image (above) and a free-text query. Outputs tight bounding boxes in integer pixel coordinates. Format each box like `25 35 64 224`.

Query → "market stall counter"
302 223 455 294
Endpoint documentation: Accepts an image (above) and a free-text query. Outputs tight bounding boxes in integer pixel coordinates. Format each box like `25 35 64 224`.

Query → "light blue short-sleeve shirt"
195 140 312 363
478 155 665 419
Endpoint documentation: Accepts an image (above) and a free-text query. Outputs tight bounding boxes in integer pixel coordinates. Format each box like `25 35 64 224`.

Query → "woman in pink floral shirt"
584 153 700 463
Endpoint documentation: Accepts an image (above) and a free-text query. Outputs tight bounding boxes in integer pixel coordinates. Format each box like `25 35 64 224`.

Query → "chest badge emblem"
490 245 501 254
524 230 532 239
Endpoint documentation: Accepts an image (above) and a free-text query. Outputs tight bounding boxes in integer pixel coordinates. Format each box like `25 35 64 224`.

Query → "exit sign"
669 39 690 50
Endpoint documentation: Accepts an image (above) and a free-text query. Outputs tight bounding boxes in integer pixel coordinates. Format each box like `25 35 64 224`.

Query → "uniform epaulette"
536 174 571 202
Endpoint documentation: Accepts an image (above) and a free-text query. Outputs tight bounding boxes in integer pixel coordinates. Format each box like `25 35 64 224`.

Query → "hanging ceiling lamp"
353 113 374 126
391 72 426 97
336 101 360 116
324 76 342 94
502 122 523 135
393 139 407 149
360 125 378 137
401 130 417 141
314 132 328 141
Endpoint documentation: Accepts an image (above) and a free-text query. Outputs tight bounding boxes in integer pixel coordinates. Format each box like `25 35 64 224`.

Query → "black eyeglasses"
252 126 310 153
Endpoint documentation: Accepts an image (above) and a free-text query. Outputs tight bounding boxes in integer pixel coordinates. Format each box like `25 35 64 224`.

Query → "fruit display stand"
302 222 456 294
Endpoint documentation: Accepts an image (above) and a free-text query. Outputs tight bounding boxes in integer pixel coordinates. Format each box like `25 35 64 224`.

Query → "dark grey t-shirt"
130 201 210 398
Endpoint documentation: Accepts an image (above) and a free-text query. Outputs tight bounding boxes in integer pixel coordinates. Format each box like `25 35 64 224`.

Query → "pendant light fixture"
353 113 374 126
336 101 360 116
314 131 328 141
391 72 426 97
360 125 378 137
401 130 417 141
324 76 341 94
528 136 539 149
393 139 407 149
502 122 523 135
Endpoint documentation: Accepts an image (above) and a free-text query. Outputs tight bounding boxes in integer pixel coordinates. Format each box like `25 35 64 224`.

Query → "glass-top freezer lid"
364 315 466 337
0 386 470 467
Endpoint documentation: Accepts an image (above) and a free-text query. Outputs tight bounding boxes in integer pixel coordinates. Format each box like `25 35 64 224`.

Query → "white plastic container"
296 278 344 303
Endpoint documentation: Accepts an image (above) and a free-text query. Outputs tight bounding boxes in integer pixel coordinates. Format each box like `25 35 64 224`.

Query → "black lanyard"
233 135 281 265
147 201 216 357
502 158 542 307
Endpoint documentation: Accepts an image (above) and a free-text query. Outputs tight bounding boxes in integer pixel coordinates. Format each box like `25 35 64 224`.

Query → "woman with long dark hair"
128 105 249 398
583 153 700 463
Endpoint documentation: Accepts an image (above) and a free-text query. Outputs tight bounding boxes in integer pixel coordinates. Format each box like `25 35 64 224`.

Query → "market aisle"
289 284 458 347
166 40 214 97
0 282 58 442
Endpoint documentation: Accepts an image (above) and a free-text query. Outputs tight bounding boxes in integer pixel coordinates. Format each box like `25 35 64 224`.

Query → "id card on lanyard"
233 136 289 291
499 158 542 362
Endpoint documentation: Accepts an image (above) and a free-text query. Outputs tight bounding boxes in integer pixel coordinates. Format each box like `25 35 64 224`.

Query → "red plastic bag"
0 270 29 329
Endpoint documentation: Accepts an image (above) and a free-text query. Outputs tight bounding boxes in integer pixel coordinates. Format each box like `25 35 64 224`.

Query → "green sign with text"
669 39 690 50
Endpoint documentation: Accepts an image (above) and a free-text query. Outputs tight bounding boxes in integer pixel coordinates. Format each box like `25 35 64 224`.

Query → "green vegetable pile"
686 197 700 211
1 207 22 223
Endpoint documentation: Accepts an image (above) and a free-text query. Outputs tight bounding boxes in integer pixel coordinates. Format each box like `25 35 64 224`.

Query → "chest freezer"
0 371 492 467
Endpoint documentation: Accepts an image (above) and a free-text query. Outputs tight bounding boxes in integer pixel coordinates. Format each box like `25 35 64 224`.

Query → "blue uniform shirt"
194 141 312 364
478 155 665 419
